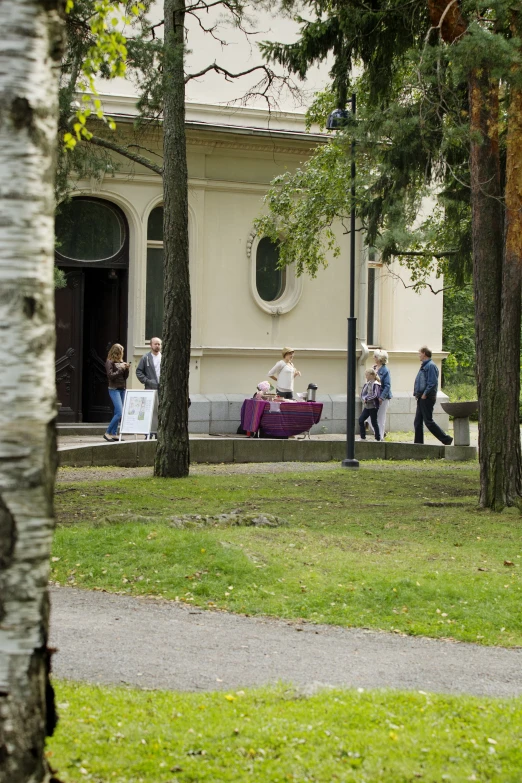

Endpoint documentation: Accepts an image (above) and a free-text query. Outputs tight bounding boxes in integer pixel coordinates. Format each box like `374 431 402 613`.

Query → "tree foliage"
442 285 475 383
257 0 519 286
63 0 143 151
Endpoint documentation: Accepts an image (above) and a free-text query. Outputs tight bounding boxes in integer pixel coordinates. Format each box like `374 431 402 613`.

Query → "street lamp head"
326 108 350 130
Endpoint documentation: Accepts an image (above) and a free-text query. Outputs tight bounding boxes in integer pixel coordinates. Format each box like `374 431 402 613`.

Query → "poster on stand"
120 390 158 437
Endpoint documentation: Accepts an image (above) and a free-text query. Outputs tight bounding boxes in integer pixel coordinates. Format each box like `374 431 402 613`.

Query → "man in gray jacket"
136 337 161 390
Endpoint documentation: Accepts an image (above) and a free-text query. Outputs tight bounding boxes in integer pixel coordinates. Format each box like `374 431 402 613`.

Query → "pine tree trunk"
428 1 522 509
155 0 191 478
468 71 511 509
0 1 64 780
499 13 522 507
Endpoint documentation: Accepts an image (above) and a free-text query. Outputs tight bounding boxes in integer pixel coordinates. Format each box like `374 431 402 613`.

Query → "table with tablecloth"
240 398 323 438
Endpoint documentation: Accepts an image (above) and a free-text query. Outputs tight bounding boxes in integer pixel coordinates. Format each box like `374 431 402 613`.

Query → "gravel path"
50 587 522 698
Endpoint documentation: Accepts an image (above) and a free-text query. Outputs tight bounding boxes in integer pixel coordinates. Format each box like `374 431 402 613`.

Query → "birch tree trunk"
0 1 64 780
155 0 191 478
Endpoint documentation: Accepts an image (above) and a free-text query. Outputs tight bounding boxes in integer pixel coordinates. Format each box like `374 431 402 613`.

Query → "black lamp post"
327 94 359 469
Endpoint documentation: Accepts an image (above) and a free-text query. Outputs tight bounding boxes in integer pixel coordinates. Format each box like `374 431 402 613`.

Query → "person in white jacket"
268 347 301 399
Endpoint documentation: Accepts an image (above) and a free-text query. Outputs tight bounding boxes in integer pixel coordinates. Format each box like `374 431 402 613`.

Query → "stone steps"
57 424 107 436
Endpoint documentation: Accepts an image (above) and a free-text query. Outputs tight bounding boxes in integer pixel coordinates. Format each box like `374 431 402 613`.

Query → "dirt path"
50 587 522 698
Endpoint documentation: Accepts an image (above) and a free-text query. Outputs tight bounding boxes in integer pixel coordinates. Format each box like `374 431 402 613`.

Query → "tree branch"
185 62 271 84
385 265 469 295
86 134 163 176
393 249 458 258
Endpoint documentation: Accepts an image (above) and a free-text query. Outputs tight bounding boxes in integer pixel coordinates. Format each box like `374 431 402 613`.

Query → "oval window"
256 237 285 302
56 199 125 261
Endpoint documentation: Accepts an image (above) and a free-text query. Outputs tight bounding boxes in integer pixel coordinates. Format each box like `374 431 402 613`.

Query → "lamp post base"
341 458 360 469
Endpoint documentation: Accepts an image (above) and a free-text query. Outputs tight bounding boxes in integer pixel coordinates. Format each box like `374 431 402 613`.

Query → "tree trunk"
498 13 522 507
428 0 521 510
0 1 64 781
468 71 508 509
155 0 191 478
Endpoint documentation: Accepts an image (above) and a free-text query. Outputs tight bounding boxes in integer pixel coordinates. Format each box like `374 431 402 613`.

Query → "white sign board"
120 390 158 437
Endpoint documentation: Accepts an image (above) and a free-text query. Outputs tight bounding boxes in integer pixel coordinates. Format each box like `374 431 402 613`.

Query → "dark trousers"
277 389 293 399
359 407 380 440
414 396 451 444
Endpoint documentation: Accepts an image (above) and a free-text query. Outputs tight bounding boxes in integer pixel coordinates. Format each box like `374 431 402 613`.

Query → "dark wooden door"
55 270 84 422
82 267 128 422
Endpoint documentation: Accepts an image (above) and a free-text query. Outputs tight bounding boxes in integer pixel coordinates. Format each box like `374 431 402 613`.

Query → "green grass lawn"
52 462 522 646
49 680 522 782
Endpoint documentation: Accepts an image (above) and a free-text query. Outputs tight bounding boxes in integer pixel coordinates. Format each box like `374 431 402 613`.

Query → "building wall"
73 116 447 430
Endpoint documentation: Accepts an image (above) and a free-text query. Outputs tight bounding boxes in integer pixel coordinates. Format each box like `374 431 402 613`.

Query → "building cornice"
99 92 323 128
186 122 326 145
93 92 327 147
89 123 322 164
185 133 319 156
133 345 449 360
105 173 281 193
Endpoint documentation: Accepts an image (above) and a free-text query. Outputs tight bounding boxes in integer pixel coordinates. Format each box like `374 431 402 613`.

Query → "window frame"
55 197 127 267
366 247 382 348
255 236 287 304
247 230 302 315
145 205 165 340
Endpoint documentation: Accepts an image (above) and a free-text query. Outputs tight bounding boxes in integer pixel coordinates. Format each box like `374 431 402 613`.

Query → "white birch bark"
0 1 64 780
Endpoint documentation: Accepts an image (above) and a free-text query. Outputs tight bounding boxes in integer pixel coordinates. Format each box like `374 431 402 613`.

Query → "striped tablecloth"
240 398 323 438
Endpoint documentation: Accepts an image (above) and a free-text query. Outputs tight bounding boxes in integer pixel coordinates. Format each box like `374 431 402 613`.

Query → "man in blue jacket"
413 346 453 445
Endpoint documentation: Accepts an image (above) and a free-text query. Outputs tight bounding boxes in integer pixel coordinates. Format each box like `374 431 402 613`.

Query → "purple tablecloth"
240 398 323 437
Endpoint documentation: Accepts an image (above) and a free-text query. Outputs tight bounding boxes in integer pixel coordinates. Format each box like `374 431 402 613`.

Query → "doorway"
54 198 129 423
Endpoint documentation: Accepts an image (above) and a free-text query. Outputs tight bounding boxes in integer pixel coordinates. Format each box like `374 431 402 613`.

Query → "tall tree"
156 0 191 477
0 0 64 779
259 0 522 509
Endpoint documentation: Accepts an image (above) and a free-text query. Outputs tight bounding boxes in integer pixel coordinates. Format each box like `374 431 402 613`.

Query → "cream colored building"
54 8 448 432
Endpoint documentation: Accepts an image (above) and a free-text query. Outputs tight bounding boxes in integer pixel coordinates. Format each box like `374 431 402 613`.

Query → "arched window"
256 237 286 302
146 206 164 339
55 198 126 262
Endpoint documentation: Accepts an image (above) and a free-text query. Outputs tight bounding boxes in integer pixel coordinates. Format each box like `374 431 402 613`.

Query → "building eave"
94 92 329 144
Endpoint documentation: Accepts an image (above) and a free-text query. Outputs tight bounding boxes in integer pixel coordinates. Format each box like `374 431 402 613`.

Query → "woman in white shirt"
268 347 301 399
